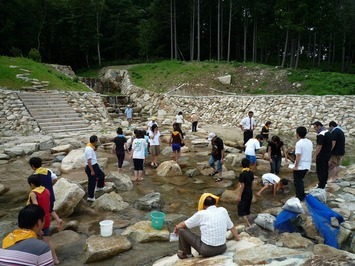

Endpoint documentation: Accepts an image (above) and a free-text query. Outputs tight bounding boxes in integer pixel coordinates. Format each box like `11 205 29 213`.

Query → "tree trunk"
209 2 212 60
243 9 248 63
170 0 174 60
197 0 200 61
312 32 317 67
95 9 101 66
220 0 223 60
252 21 257 62
37 5 47 51
227 0 232 62
290 38 295 68
317 32 322 67
190 0 195 61
295 33 301 69
341 33 346 72
174 0 177 59
217 0 221 61
281 28 289 68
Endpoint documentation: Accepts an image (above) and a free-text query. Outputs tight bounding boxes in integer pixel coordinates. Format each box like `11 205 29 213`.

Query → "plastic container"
99 220 114 237
150 211 165 230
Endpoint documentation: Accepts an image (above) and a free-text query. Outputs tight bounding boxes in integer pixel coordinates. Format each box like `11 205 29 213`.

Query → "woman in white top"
176 111 184 130
130 130 147 181
149 124 161 167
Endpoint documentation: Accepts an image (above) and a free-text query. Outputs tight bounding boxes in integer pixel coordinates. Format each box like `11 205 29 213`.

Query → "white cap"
208 132 216 141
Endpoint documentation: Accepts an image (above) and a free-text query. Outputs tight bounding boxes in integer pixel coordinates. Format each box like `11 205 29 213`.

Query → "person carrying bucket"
173 193 240 260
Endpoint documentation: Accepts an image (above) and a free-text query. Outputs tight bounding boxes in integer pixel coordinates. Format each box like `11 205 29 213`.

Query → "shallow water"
0 128 319 265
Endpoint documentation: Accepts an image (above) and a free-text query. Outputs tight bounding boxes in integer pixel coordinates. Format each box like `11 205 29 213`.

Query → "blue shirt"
125 108 133 118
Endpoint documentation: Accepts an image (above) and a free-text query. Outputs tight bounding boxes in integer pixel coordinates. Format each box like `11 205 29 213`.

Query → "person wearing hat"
124 105 133 129
147 116 158 135
312 121 332 189
173 193 240 260
208 132 224 182
190 111 199 132
261 121 272 145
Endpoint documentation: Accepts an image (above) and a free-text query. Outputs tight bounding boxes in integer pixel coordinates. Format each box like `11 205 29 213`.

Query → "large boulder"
51 144 73 154
156 160 182 177
53 178 85 217
105 172 133 191
121 221 169 243
85 235 132 263
60 148 85 173
92 192 129 212
0 184 9 196
50 230 81 249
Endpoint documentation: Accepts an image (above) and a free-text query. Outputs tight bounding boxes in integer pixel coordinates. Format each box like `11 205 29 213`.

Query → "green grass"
0 56 90 91
129 60 235 92
288 69 355 95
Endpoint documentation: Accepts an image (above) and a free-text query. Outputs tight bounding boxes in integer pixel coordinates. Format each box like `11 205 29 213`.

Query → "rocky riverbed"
1 118 355 265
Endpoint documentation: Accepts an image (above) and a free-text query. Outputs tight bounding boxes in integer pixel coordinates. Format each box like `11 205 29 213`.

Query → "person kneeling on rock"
173 193 240 259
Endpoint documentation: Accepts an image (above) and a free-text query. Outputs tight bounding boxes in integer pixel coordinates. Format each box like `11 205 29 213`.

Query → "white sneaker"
95 187 105 191
87 197 95 202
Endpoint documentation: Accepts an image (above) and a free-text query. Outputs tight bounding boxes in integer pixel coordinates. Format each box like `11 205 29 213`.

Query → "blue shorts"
246 155 256 164
172 143 181 152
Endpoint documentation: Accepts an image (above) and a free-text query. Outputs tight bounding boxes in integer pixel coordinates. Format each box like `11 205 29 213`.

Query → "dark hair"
18 205 45 229
271 136 280 143
29 157 42 168
248 111 254 115
265 121 272 125
204 196 216 207
241 158 251 168
296 126 307 138
28 174 41 187
151 124 158 132
329 121 338 127
116 127 123 135
90 135 98 143
280 178 289 186
133 128 139 135
173 122 180 131
312 121 323 127
136 130 145 138
178 111 183 115
256 134 263 140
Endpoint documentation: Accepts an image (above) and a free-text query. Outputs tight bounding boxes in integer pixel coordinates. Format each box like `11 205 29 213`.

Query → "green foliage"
0 56 90 91
28 48 42 62
288 69 355 95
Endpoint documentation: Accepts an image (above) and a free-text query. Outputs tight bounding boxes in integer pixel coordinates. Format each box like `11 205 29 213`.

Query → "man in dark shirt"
328 121 346 182
312 121 332 189
207 133 224 182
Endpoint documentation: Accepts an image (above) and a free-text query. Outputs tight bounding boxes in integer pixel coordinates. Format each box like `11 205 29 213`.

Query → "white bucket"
99 220 113 237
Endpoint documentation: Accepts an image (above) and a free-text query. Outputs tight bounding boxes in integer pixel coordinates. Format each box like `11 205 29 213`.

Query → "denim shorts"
246 155 256 164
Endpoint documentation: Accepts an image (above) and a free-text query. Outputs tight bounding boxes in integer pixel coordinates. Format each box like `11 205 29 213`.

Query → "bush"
28 48 42 62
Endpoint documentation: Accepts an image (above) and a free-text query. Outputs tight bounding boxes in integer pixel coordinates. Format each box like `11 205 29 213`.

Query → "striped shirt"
0 238 53 265
185 205 234 246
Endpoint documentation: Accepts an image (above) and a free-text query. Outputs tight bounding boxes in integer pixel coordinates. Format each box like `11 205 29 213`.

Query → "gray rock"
121 221 169 243
53 178 85 217
85 235 132 263
0 184 9 195
156 160 182 177
92 192 129 212
105 172 133 191
134 192 164 211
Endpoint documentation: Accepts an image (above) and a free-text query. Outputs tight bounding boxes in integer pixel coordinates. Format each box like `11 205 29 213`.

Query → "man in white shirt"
293 126 313 201
240 111 256 148
257 173 289 196
173 194 240 259
85 135 105 202
244 134 263 173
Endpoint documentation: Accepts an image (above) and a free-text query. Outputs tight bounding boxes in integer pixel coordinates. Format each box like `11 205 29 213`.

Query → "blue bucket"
150 211 165 230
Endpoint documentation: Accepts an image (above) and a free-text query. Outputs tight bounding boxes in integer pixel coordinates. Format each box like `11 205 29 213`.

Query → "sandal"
215 178 223 182
209 170 219 176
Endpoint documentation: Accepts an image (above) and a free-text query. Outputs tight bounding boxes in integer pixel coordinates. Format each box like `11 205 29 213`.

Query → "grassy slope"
0 56 90 91
79 60 355 95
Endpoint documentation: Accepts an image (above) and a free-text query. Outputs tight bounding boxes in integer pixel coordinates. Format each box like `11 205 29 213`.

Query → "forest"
0 0 354 72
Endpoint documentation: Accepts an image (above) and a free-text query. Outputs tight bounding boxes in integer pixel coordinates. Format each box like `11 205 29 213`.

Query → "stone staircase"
18 92 91 134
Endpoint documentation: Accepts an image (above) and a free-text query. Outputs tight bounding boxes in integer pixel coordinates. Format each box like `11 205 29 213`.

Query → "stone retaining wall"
0 89 113 136
121 75 355 138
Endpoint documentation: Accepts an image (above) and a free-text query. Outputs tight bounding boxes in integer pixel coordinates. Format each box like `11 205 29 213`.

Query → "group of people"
0 157 62 265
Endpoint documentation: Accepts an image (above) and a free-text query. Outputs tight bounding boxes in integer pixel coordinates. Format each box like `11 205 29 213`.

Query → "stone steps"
18 92 91 134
